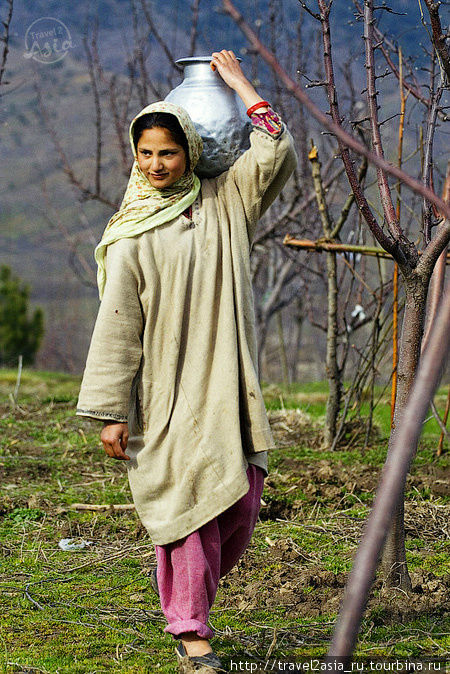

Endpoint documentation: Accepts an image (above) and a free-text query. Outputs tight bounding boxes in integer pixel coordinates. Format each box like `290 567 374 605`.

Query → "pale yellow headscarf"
95 101 203 299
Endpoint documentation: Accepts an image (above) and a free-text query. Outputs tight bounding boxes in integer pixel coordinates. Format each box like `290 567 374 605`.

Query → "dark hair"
133 112 190 171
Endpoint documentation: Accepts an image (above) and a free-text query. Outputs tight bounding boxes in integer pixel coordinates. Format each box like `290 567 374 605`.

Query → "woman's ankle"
180 632 212 656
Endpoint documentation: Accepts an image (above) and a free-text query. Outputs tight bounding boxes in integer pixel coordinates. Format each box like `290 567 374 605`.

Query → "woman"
77 50 297 673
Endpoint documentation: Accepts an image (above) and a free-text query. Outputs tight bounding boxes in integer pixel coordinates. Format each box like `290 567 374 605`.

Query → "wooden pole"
283 236 450 263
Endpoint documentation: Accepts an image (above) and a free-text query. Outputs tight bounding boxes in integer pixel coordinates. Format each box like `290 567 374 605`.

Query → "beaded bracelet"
246 100 270 117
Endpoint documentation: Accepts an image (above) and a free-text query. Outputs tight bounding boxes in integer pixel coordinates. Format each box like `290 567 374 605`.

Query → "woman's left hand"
210 50 247 91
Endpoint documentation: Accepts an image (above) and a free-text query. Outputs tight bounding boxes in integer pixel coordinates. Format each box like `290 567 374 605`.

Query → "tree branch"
317 0 399 257
422 83 444 244
189 0 201 57
363 0 402 241
353 0 443 116
35 84 118 210
423 0 450 84
83 24 102 196
330 157 368 240
221 1 450 250
0 0 13 89
417 219 450 279
422 163 450 350
139 0 182 77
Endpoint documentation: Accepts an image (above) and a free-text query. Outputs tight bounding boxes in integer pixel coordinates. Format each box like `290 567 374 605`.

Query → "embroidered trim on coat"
76 408 128 422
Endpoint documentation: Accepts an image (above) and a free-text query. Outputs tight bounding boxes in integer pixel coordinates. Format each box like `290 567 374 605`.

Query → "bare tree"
222 0 450 591
329 284 450 660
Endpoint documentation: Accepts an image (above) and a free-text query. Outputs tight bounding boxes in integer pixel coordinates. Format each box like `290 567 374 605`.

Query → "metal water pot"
165 56 251 178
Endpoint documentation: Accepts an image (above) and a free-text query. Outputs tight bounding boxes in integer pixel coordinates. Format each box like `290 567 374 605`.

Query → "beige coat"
77 124 297 545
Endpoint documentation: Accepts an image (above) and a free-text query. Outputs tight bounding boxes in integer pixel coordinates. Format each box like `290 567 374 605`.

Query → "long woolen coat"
77 123 297 545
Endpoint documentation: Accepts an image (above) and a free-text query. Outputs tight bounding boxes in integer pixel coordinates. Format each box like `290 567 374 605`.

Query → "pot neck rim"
175 56 242 67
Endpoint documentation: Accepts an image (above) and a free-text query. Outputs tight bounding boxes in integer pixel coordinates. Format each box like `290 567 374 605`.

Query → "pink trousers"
155 464 265 639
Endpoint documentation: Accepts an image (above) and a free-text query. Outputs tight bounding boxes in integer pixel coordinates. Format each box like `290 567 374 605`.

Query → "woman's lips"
151 173 169 178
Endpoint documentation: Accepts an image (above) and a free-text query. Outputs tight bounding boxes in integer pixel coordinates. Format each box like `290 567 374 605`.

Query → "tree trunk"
277 311 290 385
290 297 304 383
381 275 429 588
324 248 341 447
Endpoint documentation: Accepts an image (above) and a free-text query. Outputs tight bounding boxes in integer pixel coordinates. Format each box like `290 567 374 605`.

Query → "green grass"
0 370 449 672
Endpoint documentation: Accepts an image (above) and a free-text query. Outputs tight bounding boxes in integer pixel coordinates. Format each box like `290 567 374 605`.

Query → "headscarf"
95 101 203 299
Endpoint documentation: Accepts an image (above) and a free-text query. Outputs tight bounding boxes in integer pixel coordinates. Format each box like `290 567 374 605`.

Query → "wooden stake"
70 503 135 512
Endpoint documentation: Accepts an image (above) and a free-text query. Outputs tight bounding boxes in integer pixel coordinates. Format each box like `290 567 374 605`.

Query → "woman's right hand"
210 49 268 112
100 422 130 461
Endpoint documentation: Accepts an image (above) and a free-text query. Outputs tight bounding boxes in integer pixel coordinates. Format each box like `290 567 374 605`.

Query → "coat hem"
247 425 276 453
133 468 250 546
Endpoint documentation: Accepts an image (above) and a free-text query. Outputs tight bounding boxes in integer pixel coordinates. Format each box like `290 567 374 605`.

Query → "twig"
391 46 408 426
317 0 399 259
12 354 23 404
254 165 344 245
437 388 450 456
430 400 450 442
309 142 341 446
69 503 135 512
24 583 46 610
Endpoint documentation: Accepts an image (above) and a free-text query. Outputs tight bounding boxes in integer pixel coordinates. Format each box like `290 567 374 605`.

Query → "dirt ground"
215 410 450 624
1 401 449 671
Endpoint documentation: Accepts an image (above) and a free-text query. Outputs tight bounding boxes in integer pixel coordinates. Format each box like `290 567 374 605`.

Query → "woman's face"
136 126 187 189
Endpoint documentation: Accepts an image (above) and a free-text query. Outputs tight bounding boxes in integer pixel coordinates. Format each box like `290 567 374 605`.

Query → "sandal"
175 641 226 672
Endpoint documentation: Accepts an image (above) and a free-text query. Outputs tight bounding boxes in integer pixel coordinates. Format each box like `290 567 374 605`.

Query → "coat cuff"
76 408 128 423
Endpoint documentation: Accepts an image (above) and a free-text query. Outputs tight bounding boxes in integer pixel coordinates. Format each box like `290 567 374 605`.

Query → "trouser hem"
164 618 214 640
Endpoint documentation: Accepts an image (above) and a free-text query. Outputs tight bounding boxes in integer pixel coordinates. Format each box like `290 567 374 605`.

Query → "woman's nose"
150 155 163 171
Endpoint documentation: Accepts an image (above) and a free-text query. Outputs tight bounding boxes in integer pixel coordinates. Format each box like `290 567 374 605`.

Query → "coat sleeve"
217 119 298 242
76 238 144 422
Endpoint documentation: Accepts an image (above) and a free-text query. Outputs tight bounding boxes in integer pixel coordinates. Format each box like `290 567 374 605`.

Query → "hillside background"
0 0 446 376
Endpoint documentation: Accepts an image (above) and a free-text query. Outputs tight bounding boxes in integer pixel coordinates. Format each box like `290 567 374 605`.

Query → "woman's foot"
175 641 226 672
181 633 212 657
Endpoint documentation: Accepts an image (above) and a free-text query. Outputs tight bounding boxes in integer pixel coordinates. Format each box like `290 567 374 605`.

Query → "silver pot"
165 56 251 178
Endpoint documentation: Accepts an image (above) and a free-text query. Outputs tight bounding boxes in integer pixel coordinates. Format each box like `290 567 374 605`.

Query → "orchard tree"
0 266 44 367
222 0 450 592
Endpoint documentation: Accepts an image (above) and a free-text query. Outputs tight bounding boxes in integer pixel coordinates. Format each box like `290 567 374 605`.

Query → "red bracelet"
246 100 270 117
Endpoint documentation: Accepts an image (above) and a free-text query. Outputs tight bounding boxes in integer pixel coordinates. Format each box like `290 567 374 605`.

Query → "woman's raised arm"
210 49 269 113
211 51 297 242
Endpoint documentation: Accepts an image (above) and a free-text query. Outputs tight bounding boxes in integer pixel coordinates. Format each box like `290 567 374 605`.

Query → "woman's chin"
149 176 170 188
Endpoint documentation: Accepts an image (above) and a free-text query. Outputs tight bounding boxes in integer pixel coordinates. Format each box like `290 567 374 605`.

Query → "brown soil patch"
220 537 450 622
260 457 449 525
